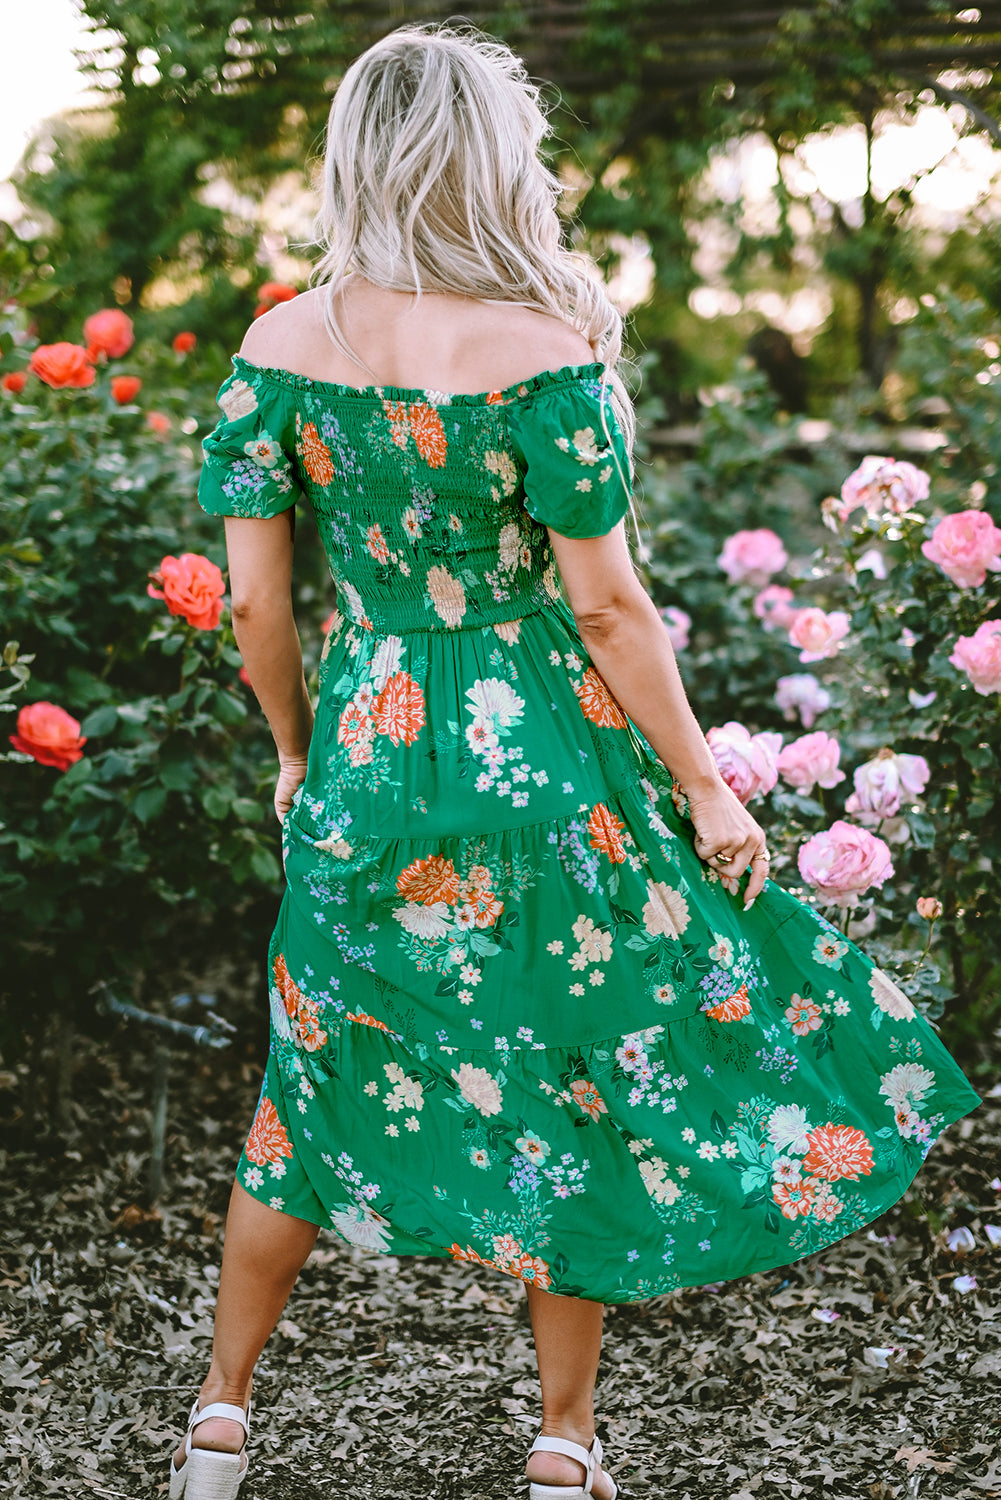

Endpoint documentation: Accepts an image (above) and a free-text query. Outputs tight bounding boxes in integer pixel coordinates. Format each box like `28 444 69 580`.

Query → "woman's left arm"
223 512 314 822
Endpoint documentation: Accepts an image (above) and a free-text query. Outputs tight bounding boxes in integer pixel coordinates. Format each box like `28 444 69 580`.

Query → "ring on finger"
751 851 771 864
714 851 735 865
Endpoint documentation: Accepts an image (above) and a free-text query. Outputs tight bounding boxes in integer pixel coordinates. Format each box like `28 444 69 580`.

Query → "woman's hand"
274 754 309 825
685 777 771 908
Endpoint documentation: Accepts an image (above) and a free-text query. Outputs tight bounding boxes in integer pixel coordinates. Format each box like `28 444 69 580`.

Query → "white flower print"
393 901 451 939
641 880 691 939
498 521 521 572
370 634 405 691
466 678 525 728
219 378 258 420
638 1158 682 1205
879 1062 935 1108
869 968 916 1022
329 1202 393 1252
767 1104 812 1155
243 432 281 468
707 934 734 967
451 1062 503 1117
426 565 467 627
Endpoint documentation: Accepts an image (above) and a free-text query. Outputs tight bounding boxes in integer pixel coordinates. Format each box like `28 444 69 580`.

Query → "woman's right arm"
223 513 314 822
548 522 770 907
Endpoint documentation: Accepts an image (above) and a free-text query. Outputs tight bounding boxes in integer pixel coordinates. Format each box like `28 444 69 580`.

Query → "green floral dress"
197 354 980 1304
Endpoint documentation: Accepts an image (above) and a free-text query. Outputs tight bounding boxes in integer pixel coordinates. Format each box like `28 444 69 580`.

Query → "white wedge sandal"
527 1432 618 1499
168 1395 252 1500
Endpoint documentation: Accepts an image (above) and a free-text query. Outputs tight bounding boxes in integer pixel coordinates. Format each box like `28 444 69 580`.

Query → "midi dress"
197 353 981 1305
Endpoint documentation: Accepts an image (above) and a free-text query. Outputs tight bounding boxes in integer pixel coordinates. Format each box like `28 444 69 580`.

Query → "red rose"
28 343 95 389
2 371 27 393
83 308 135 359
111 375 142 404
254 281 298 318
9 701 87 770
148 553 226 630
238 665 252 686
146 411 171 434
172 331 197 354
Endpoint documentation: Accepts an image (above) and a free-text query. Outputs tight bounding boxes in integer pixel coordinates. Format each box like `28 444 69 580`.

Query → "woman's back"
241 277 596 396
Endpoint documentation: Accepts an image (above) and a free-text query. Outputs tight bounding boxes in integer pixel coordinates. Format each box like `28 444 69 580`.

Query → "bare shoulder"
483 305 595 378
237 289 321 365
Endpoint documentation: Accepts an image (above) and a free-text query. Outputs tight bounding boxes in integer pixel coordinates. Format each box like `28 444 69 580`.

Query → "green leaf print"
710 1110 727 1139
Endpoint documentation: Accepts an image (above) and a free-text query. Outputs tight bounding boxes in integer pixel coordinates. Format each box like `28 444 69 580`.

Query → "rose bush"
0 282 335 1071
641 321 1001 1033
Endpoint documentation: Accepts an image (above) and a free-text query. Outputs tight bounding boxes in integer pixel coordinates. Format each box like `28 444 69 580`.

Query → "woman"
169 22 980 1500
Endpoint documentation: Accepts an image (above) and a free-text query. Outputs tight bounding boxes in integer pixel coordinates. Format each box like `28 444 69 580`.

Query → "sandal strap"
529 1434 594 1470
188 1401 251 1436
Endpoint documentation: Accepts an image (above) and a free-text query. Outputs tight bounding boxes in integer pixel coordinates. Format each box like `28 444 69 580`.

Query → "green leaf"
201 786 231 819
249 848 280 884
133 785 167 823
80 704 118 737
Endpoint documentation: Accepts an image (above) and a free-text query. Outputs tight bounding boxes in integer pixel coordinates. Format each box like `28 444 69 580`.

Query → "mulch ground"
2 1018 999 1500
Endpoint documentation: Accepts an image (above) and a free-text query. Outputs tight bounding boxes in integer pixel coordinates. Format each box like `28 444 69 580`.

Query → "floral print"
197 356 981 1304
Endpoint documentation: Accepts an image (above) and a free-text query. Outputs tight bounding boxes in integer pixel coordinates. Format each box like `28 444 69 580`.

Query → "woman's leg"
172 1180 319 1471
523 1283 616 1498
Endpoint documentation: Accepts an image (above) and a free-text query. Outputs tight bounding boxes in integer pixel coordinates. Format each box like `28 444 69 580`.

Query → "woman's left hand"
274 754 309 825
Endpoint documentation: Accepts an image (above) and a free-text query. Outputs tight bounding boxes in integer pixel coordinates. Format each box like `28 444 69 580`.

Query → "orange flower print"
371 671 426 746
772 1176 817 1219
366 523 390 563
587 802 627 864
245 1096 294 1166
297 999 328 1051
576 667 628 729
297 421 334 485
382 400 410 448
346 1011 390 1032
273 952 303 1019
464 888 504 928
337 702 373 747
447 1242 487 1265
409 402 447 466
509 1253 552 1289
396 854 462 905
706 984 751 1022
570 1079 608 1120
802 1123 874 1182
785 994 823 1036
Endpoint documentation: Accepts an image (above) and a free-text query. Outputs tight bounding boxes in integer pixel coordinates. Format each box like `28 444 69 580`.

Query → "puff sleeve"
197 361 304 519
506 371 634 539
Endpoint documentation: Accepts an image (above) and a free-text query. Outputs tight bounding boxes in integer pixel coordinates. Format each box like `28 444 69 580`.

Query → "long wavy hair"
311 21 640 536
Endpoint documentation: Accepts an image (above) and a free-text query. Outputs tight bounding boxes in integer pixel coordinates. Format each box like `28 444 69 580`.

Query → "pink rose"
9 701 87 770
839 455 930 521
949 619 1001 695
844 748 930 824
718 528 788 586
706 721 782 806
921 510 1001 589
788 607 850 662
147 552 225 630
797 820 894 908
753 584 800 632
775 673 831 729
916 897 942 921
777 731 845 794
659 605 691 652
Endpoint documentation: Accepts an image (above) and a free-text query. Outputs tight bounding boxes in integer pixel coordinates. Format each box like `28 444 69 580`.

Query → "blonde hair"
311 20 641 536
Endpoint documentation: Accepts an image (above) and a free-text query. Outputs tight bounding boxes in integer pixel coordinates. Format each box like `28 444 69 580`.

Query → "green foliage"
0 317 289 1051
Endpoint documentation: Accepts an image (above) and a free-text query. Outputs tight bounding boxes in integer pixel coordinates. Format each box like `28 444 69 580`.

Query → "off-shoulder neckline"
229 352 607 405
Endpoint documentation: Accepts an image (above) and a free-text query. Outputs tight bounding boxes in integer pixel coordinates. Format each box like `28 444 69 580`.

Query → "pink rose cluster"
844 749 931 825
718 528 788 587
777 731 845 795
797 820 894 909
837 454 930 523
753 584 800 632
921 510 1001 589
706 721 782 806
949 619 1001 695
788 607 850 662
775 674 830 729
659 605 691 653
